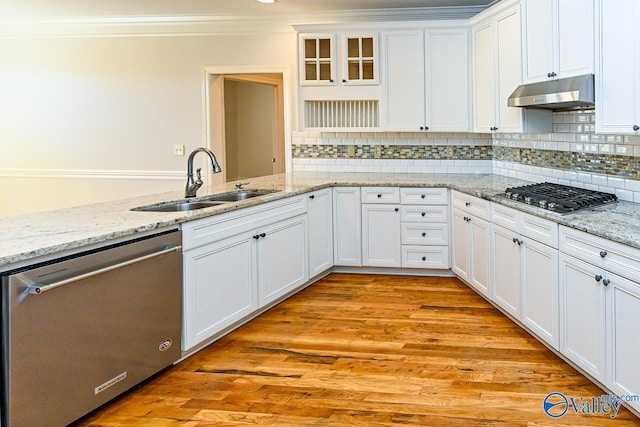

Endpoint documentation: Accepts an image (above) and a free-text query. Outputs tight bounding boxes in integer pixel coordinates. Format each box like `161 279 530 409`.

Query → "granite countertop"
1 171 639 270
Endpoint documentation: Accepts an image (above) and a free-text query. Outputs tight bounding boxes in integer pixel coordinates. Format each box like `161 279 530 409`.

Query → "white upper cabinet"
522 0 594 83
472 4 524 132
383 27 470 132
299 33 379 87
297 28 382 131
596 0 640 134
471 1 552 133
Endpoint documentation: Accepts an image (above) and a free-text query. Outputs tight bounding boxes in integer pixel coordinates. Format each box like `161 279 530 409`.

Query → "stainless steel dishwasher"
1 229 182 427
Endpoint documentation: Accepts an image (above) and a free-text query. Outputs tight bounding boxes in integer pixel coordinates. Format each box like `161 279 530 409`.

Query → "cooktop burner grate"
503 182 617 213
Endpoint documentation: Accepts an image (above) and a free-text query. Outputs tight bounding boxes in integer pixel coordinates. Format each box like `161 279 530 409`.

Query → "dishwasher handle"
26 245 182 295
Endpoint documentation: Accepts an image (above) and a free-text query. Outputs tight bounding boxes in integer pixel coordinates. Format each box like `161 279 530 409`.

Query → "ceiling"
1 0 498 22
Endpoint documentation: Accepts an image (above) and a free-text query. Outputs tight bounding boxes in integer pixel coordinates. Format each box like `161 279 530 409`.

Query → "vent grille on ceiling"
304 100 379 128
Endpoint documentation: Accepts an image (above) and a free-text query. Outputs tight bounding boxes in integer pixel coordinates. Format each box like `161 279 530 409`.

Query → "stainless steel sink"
203 189 278 202
131 201 226 212
131 189 279 212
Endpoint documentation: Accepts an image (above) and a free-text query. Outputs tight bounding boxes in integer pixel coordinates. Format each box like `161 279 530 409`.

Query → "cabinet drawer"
402 223 449 246
491 203 518 231
451 190 491 221
402 245 450 269
400 187 448 205
559 226 640 282
520 211 558 248
361 187 400 204
491 203 558 248
401 205 449 223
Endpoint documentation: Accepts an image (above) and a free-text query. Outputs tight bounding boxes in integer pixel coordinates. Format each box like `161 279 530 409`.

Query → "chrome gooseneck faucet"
185 147 222 198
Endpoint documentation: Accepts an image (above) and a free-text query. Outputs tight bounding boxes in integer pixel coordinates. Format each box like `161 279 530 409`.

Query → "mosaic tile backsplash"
291 110 640 202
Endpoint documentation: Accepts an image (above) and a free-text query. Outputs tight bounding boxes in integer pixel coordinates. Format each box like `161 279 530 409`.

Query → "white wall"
0 31 297 217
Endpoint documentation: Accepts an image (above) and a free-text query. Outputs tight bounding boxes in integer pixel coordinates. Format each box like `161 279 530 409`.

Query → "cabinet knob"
603 279 611 287
595 274 603 282
309 195 315 199
260 233 266 238
377 194 382 198
342 79 347 83
600 250 608 258
634 125 639 131
547 72 557 78
421 194 426 199
394 208 399 212
422 256 427 261
517 238 523 246
490 127 498 132
421 232 427 237
465 202 471 207
421 212 426 217
329 79 334 83
253 234 260 240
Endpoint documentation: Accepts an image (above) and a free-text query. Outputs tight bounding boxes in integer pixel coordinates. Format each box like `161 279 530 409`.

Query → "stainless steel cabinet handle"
26 245 182 295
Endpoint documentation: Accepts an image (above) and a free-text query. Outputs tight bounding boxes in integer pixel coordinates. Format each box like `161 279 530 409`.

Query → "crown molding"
0 5 489 37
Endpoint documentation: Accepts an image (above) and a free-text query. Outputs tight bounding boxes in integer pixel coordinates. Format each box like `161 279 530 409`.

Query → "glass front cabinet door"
300 34 336 85
343 34 378 85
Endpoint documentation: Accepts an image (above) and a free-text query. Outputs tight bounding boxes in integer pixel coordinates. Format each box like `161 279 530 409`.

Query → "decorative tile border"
493 146 640 180
292 144 493 160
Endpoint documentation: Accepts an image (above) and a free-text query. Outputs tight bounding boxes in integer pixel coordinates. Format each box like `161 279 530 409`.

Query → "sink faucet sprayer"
185 147 222 198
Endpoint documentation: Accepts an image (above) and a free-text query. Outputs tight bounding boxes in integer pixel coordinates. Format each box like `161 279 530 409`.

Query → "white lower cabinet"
607 272 640 410
490 204 559 349
181 196 308 351
560 226 640 412
362 203 402 267
307 188 334 277
183 233 257 351
257 215 308 306
491 223 521 317
559 254 606 382
451 191 492 297
333 187 362 266
361 187 449 269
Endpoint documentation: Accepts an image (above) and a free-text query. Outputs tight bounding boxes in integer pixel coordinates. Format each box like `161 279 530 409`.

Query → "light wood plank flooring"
74 274 640 426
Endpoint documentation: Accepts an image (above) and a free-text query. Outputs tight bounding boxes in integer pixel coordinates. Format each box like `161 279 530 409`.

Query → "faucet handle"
195 168 203 185
234 182 249 190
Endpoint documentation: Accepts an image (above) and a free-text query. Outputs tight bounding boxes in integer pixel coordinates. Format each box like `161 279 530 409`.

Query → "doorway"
203 66 290 186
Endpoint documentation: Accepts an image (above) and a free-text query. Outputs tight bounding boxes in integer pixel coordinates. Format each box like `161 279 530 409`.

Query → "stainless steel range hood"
508 74 594 110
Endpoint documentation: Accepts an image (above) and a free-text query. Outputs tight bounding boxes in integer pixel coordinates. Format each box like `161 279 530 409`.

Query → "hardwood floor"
75 274 640 426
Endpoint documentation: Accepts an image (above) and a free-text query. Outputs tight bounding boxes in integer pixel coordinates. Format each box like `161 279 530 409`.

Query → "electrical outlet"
173 144 185 156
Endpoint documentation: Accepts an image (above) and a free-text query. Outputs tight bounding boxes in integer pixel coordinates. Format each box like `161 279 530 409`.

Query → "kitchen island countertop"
2 171 639 270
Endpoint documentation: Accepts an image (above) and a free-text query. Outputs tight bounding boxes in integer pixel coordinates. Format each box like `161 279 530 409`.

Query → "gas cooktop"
502 182 618 214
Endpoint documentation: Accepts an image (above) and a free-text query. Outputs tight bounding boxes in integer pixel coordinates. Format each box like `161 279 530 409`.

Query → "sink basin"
131 201 226 212
203 189 279 202
131 189 279 212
